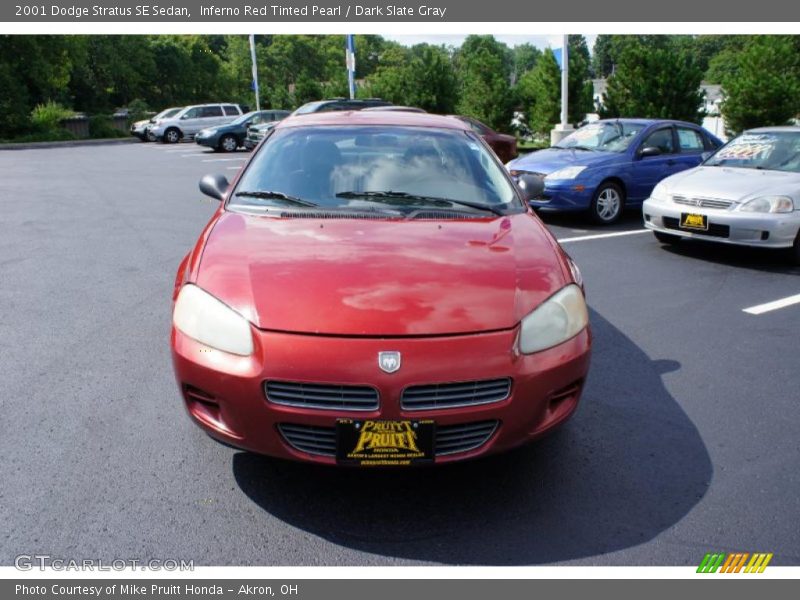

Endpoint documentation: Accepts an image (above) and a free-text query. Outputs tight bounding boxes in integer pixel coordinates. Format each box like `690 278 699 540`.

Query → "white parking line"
202 158 247 162
742 293 800 315
557 229 649 243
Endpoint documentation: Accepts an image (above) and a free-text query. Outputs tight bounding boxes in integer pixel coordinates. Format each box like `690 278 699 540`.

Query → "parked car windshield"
231 111 260 126
230 126 522 213
704 131 800 173
555 121 647 152
292 101 326 116
154 107 181 120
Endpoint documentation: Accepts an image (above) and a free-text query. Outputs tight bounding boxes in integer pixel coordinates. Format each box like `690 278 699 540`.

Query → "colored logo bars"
697 552 773 573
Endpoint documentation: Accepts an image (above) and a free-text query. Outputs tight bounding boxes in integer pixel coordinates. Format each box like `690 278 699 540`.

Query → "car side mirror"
516 173 545 202
199 174 229 201
640 146 662 158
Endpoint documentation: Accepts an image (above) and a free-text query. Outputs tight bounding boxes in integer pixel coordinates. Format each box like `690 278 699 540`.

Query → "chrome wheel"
591 183 625 224
220 135 238 152
164 129 180 144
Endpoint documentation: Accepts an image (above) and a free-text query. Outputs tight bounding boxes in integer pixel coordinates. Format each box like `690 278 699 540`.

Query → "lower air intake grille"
401 379 511 410
265 381 379 411
277 420 499 458
277 424 337 456
434 420 499 455
663 216 730 238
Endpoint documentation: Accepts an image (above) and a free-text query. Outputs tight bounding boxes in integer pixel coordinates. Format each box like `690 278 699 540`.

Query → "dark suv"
292 98 392 116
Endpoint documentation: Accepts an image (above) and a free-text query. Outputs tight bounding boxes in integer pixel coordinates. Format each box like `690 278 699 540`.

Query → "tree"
721 36 800 134
517 49 561 135
455 35 514 131
365 44 458 113
516 37 594 135
592 35 616 78
600 37 705 124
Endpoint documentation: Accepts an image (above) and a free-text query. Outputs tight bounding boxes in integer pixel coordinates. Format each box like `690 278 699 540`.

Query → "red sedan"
452 115 519 163
171 111 590 466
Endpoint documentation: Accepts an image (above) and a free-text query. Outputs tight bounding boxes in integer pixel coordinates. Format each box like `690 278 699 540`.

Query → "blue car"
506 119 723 223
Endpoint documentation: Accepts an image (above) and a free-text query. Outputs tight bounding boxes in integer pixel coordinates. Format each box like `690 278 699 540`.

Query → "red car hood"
195 211 567 336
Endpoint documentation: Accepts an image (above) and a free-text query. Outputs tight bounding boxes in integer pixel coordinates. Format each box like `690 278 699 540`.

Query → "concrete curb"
0 137 140 151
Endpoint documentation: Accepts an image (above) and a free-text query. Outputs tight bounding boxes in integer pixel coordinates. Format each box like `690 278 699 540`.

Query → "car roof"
594 118 700 127
276 111 471 131
744 126 800 133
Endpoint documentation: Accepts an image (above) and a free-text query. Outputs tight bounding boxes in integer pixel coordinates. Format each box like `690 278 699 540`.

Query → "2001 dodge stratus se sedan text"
170 111 591 466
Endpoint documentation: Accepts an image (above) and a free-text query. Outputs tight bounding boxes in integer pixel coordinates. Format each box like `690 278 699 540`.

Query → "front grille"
673 195 733 210
277 420 499 458
265 381 379 411
435 420 499 455
401 379 511 411
277 424 337 456
663 216 730 238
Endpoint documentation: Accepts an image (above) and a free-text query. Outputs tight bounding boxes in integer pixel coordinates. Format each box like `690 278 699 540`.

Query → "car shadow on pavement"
658 239 799 275
535 208 644 233
231 309 712 565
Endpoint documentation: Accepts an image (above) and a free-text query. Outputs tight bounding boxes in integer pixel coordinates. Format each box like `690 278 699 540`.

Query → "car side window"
468 119 491 135
676 127 705 153
182 107 200 119
223 105 240 116
201 106 224 118
641 128 676 155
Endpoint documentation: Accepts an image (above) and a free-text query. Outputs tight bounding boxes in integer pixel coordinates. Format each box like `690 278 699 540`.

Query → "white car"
130 106 182 141
643 127 800 263
150 103 244 143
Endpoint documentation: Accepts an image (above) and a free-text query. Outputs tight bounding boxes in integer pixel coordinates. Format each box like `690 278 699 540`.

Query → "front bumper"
171 324 591 465
195 134 218 148
526 180 593 212
244 137 261 150
643 199 800 248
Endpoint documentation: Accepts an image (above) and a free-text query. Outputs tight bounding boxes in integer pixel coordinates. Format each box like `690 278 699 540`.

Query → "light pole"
551 34 574 146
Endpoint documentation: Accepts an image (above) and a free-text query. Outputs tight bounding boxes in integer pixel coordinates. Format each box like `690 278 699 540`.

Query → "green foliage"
721 37 800 134
88 115 127 139
518 50 561 135
455 35 514 132
365 44 458 113
516 37 594 135
30 101 75 131
600 37 705 124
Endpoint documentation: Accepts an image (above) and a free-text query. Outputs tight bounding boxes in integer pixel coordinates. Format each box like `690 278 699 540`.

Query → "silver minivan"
150 103 244 143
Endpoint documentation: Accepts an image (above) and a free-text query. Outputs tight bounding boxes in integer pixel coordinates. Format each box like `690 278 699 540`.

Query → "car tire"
219 134 238 153
791 231 800 266
590 181 625 224
146 131 156 142
163 128 181 144
653 231 681 245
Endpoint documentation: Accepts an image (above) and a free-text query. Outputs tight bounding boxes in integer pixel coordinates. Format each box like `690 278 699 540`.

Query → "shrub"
30 101 75 132
88 115 127 139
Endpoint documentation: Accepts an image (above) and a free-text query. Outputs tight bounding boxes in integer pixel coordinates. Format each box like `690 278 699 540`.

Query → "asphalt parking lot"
1 141 798 567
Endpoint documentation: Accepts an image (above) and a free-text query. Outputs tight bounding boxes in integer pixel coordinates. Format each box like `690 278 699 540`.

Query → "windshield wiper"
234 190 318 207
335 191 504 216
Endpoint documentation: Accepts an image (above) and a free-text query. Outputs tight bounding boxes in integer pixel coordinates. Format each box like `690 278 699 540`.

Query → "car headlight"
736 195 794 213
173 284 254 356
545 166 587 181
518 284 589 354
650 182 670 202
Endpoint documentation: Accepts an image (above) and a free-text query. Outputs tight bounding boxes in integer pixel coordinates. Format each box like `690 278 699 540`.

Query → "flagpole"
249 34 261 111
346 35 356 100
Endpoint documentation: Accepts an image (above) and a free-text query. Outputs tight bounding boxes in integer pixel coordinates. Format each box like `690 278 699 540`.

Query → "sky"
384 34 599 53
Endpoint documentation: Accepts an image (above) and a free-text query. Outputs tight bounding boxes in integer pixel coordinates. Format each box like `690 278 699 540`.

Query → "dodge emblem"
378 351 401 373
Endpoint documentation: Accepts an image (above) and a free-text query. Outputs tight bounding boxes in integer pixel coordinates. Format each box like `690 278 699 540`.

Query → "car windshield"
704 131 800 173
293 101 326 116
230 126 521 214
555 121 646 152
155 108 180 119
231 112 258 126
